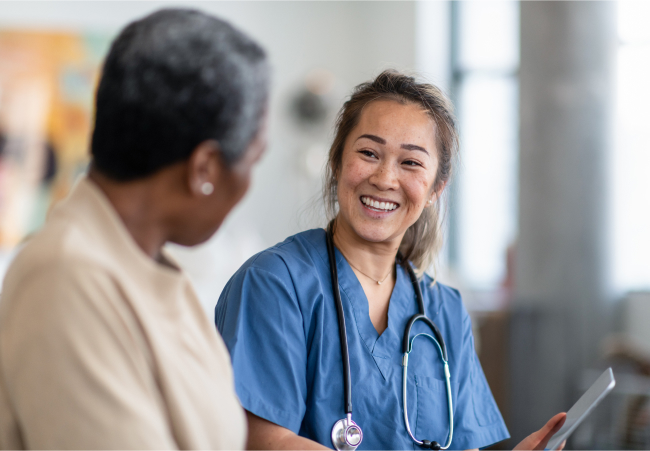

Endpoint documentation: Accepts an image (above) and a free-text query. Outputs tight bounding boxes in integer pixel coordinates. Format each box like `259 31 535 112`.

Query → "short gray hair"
92 8 270 180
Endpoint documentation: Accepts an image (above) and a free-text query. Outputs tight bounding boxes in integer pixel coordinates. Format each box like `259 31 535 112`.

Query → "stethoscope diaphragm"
331 414 363 451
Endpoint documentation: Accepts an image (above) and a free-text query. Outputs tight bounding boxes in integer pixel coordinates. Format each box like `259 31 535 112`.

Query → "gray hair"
92 8 270 180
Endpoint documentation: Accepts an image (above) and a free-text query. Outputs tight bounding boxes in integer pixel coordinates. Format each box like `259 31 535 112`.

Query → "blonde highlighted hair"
323 70 459 276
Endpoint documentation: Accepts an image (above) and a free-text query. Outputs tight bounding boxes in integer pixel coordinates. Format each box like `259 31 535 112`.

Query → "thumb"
533 413 567 450
514 412 567 451
540 413 566 433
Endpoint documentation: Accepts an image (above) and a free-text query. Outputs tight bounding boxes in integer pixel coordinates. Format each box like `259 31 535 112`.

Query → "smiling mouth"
360 196 399 212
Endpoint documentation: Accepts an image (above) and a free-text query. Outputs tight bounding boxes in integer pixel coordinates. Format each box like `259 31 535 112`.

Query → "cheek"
339 159 370 196
404 176 434 209
216 170 250 213
233 172 252 201
231 160 256 197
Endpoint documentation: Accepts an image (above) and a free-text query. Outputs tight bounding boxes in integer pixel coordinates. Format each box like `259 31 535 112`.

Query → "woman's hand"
245 410 328 450
513 412 567 451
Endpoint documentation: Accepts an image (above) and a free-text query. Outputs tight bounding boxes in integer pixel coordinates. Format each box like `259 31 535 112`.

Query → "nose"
368 160 399 191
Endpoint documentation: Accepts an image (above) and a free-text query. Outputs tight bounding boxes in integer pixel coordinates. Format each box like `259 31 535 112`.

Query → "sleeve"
449 302 510 450
0 264 177 450
215 260 307 433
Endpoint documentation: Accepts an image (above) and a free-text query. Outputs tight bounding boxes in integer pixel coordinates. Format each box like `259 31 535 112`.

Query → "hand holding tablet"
512 367 615 451
544 368 616 451
514 413 567 451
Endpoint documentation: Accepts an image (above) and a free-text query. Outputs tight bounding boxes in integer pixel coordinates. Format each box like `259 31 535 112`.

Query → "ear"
427 181 448 207
186 140 222 197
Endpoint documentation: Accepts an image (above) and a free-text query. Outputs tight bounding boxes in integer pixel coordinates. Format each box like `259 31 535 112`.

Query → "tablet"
545 367 616 451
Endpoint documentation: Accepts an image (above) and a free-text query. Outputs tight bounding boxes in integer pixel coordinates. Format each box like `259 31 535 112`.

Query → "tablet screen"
545 367 616 451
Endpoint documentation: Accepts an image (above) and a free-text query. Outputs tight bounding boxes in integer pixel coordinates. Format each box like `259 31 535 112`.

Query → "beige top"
0 178 246 449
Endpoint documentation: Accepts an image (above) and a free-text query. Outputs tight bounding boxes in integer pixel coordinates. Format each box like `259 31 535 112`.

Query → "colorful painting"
0 31 110 247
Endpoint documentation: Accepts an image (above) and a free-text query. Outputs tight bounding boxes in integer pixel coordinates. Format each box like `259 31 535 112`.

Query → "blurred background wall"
1 1 650 449
0 0 439 308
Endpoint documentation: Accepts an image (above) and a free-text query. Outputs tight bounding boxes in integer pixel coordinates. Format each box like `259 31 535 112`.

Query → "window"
612 0 650 292
450 1 520 297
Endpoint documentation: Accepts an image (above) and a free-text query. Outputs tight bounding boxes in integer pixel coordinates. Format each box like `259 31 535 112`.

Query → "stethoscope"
326 222 454 451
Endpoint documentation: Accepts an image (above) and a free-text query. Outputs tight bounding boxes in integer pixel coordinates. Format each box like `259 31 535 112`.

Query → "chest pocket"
413 375 453 449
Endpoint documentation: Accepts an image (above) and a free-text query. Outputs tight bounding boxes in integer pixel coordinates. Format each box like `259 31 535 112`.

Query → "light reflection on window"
612 1 650 291
452 1 519 292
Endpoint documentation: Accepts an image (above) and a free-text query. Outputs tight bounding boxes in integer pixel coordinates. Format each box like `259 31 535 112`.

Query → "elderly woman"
0 9 268 449
216 71 565 450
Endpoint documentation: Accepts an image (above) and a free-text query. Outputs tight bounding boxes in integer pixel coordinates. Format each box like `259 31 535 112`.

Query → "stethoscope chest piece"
331 414 363 451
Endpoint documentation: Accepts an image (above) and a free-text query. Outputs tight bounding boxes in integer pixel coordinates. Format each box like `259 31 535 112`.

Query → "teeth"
361 196 397 211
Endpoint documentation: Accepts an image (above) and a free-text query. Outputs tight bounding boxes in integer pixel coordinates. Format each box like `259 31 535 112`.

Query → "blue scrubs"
216 229 509 450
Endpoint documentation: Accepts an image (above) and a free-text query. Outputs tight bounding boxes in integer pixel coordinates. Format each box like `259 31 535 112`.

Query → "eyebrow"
400 143 429 155
356 134 429 155
356 134 386 145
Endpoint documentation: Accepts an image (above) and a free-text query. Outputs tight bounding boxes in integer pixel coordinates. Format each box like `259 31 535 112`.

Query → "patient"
0 9 268 449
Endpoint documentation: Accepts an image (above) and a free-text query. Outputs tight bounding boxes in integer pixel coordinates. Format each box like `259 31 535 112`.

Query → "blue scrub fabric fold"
216 229 510 450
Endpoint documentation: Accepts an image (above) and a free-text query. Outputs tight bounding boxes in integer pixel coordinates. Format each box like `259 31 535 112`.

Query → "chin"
170 237 203 248
352 222 398 244
173 226 221 248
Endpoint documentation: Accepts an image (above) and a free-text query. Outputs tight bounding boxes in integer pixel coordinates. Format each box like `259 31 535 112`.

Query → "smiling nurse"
215 70 565 450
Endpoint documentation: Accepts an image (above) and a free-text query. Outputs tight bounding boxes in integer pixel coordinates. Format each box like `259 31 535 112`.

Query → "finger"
534 413 567 450
514 413 568 451
539 412 567 437
545 413 567 438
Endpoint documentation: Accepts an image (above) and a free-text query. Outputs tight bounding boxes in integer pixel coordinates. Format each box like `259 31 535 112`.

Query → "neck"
332 217 402 282
88 167 173 260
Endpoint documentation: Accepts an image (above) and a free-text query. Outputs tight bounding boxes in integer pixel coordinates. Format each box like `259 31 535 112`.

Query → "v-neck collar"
311 228 438 380
335 252 399 347
312 229 414 349
333 246 417 379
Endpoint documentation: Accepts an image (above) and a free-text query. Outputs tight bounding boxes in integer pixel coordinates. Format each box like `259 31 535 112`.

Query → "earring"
201 182 214 196
427 199 433 205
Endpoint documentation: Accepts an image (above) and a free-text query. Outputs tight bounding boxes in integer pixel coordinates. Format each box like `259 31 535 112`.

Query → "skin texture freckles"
335 99 441 251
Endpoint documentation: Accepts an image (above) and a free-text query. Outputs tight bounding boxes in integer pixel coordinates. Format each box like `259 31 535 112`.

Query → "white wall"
0 1 429 315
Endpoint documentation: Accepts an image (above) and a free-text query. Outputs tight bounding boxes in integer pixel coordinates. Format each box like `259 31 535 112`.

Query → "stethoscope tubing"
326 221 453 450
326 222 353 415
402 335 454 450
400 276 454 450
402 314 448 361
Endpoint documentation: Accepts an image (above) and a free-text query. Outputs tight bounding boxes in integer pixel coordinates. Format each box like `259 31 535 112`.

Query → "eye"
358 149 378 159
403 159 423 167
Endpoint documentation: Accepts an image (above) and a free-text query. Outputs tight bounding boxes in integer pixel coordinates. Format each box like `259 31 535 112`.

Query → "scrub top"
215 229 509 450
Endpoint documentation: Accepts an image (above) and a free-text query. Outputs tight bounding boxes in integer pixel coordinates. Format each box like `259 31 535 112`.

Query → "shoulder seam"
245 265 300 307
245 255 309 343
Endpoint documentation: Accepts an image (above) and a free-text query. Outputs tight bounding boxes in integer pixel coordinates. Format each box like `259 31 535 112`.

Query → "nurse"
216 70 565 450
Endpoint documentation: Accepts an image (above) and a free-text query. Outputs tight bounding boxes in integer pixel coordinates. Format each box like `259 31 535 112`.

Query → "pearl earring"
427 199 433 205
201 182 214 196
